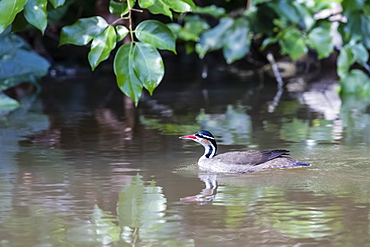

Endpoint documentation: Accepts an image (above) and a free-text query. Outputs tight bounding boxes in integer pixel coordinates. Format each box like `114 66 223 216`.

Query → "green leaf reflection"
117 174 167 240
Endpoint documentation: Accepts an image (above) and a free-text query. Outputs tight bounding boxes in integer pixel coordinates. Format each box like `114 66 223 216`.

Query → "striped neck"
203 142 217 158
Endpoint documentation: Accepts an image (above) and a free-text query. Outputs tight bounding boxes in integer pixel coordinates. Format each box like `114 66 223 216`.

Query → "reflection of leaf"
117 174 167 231
196 105 252 145
280 117 337 143
340 69 370 97
340 95 370 145
272 206 342 239
139 116 198 135
254 188 344 239
280 118 309 142
275 100 302 115
309 119 335 141
92 205 120 243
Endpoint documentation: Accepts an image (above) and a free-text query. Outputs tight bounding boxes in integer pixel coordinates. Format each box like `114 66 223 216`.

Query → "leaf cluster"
0 28 50 91
2 0 370 104
0 0 65 34
59 0 193 105
336 0 370 97
0 0 193 106
169 0 370 97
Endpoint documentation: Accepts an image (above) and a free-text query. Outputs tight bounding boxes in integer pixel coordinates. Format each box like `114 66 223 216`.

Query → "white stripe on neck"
204 142 216 158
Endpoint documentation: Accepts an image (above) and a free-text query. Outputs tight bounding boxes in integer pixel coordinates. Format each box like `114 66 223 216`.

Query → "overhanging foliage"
1 0 370 104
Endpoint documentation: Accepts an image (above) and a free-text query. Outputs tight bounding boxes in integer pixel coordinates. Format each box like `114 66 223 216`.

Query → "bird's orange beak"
179 134 196 140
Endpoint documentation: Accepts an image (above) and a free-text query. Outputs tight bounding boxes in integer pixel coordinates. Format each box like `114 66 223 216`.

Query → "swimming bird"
180 130 311 173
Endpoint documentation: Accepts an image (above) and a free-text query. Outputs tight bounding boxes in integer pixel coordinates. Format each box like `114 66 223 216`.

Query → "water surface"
1 67 370 246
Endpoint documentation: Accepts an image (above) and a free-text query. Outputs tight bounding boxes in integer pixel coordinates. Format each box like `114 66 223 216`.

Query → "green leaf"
337 43 369 78
342 0 364 15
115 25 129 42
48 0 65 8
0 49 49 89
133 43 164 94
47 0 71 24
360 14 370 49
166 23 181 39
279 27 308 60
135 20 176 53
24 0 48 34
0 29 29 57
350 43 369 65
0 34 50 91
0 0 28 34
337 46 353 78
109 0 135 16
222 17 251 64
0 93 20 114
308 26 333 59
292 1 314 30
182 15 209 41
270 0 301 24
261 37 278 50
114 43 143 105
196 17 234 58
168 15 209 42
139 0 172 19
192 5 226 17
268 1 314 30
180 0 195 8
88 26 116 70
167 0 193 13
60 16 108 46
340 69 370 95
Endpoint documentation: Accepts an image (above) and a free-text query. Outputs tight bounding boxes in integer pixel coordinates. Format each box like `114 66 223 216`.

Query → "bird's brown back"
212 150 289 166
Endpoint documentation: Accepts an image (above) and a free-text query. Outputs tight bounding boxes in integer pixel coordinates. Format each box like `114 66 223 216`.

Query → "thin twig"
131 8 143 13
126 0 134 42
266 53 284 112
266 53 284 90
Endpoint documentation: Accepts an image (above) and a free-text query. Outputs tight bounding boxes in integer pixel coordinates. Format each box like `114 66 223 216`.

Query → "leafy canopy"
59 0 191 105
2 0 370 103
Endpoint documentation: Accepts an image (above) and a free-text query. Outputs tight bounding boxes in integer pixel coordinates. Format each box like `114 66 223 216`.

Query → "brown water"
1 67 370 246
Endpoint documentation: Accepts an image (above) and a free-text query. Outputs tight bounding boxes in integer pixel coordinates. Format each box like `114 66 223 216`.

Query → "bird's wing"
214 150 289 166
258 150 290 164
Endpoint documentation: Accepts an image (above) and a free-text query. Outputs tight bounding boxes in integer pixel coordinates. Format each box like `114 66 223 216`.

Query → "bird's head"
180 130 217 155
